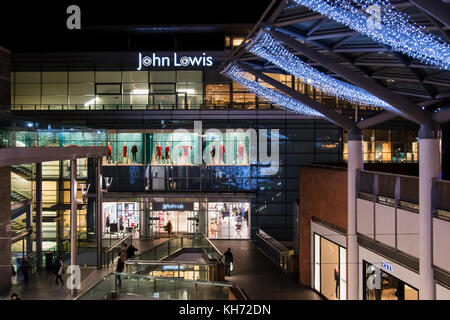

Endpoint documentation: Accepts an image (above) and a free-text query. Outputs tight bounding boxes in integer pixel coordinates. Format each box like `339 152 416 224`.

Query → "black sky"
1 0 274 51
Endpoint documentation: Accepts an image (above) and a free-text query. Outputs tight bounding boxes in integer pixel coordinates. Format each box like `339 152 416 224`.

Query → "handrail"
104 232 133 253
125 260 216 266
74 271 237 300
359 169 419 180
257 229 289 253
201 233 223 256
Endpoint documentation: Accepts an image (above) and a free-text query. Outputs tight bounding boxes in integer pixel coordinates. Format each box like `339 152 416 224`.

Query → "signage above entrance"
381 261 393 272
152 202 194 211
137 52 213 70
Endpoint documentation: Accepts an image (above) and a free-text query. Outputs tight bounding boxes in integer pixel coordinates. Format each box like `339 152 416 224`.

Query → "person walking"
20 257 32 283
116 258 124 287
120 243 128 262
165 220 173 238
54 256 64 285
223 248 234 277
119 215 124 233
106 213 111 233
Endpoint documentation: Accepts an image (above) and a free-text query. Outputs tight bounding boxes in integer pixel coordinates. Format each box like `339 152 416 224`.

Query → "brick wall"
299 166 348 286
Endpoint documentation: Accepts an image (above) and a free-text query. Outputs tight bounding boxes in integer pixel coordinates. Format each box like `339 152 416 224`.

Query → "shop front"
103 197 251 240
207 202 250 239
103 201 141 238
311 220 347 300
363 261 418 300
359 247 419 300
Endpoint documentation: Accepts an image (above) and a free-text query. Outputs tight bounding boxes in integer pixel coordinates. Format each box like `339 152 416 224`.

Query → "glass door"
150 210 161 239
187 211 199 234
177 93 186 109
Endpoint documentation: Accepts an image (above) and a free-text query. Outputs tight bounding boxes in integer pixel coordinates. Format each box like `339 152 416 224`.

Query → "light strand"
290 0 450 70
247 31 395 111
223 64 323 117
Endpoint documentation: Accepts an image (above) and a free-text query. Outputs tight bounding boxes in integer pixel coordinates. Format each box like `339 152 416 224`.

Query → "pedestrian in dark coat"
223 248 234 277
20 257 32 283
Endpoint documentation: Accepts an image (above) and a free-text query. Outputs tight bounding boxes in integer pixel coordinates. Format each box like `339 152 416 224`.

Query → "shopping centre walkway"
212 240 322 300
0 238 167 300
1 238 322 300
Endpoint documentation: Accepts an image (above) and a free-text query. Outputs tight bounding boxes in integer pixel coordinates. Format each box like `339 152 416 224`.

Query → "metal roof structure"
223 0 450 128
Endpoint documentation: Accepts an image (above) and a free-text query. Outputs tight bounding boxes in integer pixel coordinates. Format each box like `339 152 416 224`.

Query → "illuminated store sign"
137 52 213 70
162 265 184 271
152 202 194 211
381 261 393 272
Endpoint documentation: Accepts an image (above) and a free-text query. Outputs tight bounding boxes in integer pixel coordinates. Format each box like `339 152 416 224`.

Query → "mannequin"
179 145 192 165
122 143 128 164
238 141 245 164
165 142 171 164
219 144 225 164
156 142 163 163
107 142 112 164
210 141 216 164
131 142 138 163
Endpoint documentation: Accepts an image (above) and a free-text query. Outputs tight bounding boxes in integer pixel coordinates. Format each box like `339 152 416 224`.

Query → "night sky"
1 0 274 52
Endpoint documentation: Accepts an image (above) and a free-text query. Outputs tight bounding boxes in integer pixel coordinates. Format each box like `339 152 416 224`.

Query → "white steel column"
347 128 363 300
70 159 78 273
419 122 440 300
96 157 103 269
35 162 43 271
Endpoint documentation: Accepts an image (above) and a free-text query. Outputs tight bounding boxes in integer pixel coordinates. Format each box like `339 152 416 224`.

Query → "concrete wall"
433 218 450 273
374 203 395 248
299 166 347 287
397 209 419 258
0 166 11 293
357 199 374 238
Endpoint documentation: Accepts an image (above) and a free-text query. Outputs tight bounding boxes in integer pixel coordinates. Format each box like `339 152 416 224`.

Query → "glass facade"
10 69 377 112
343 128 419 163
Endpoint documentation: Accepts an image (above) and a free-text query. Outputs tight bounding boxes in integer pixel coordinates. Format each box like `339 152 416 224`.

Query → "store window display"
207 202 249 239
103 202 140 238
104 132 144 165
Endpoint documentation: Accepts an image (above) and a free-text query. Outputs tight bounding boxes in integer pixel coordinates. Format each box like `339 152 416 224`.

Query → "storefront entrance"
363 261 418 300
103 197 252 240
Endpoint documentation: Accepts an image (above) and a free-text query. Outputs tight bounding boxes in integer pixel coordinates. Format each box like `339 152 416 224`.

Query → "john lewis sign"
137 52 213 70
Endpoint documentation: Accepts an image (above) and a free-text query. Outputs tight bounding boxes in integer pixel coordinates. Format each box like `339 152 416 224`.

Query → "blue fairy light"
290 0 450 70
247 31 396 111
223 64 323 117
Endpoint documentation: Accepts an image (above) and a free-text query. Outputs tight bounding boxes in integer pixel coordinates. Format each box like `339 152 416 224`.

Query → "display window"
103 202 140 237
150 202 199 237
207 202 250 239
313 233 346 300
104 131 145 165
363 261 418 300
102 129 252 166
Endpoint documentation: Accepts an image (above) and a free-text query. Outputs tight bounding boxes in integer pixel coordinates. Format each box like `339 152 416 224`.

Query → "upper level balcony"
356 170 450 285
